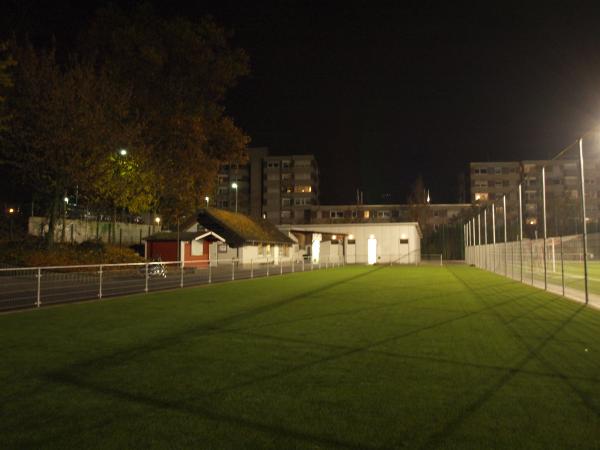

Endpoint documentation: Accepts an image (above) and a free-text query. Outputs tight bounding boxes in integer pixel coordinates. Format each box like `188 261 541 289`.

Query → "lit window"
474 193 488 201
364 211 370 219
294 185 312 193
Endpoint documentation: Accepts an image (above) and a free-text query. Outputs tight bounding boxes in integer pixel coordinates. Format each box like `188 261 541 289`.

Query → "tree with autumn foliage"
0 42 149 245
82 4 250 227
0 43 14 131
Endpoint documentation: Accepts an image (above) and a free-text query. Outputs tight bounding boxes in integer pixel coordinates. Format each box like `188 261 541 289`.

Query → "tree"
0 42 150 245
0 42 15 131
407 175 432 231
82 4 250 226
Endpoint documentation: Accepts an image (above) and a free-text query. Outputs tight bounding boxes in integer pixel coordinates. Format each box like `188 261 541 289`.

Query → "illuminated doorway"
367 235 377 265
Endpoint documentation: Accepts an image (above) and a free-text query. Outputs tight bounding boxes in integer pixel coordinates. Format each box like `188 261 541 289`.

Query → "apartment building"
263 154 319 224
302 203 472 228
214 148 319 224
470 159 600 237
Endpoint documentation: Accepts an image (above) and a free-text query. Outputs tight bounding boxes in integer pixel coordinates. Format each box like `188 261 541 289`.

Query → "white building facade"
281 222 421 265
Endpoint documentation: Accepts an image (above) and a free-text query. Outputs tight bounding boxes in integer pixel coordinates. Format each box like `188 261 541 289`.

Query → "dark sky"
4 1 600 204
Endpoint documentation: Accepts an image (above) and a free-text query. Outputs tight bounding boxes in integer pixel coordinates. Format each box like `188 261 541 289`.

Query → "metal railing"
0 256 345 312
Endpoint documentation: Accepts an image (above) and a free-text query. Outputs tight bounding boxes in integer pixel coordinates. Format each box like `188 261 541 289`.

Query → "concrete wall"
28 216 160 245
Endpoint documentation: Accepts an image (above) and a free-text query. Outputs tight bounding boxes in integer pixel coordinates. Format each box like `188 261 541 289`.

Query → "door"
346 241 356 264
367 236 377 265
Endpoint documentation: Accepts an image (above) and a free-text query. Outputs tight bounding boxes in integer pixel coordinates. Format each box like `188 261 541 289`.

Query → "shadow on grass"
43 371 374 450
416 266 596 450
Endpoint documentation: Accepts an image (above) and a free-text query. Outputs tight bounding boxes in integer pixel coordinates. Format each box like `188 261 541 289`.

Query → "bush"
0 238 144 267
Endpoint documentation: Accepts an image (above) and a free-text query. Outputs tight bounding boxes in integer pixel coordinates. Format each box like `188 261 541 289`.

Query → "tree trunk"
46 195 59 247
112 205 117 244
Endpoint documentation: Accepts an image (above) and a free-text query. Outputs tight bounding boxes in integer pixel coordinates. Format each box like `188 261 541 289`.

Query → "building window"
474 180 488 188
294 185 312 193
281 160 291 168
364 210 370 219
295 198 311 206
282 173 291 181
295 172 311 180
348 239 356 245
218 244 228 253
400 238 409 244
191 240 204 256
267 173 279 181
282 198 292 206
330 211 343 219
351 211 357 218
474 193 488 201
377 210 390 218
294 159 311 167
281 210 291 219
267 161 279 168
217 187 229 194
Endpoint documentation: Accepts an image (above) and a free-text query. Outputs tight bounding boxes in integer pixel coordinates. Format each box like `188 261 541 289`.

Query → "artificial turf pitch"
1 265 600 449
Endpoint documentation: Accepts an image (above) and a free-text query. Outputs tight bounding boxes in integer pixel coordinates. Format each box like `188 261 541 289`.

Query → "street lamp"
119 149 128 156
205 196 209 207
231 182 238 213
7 207 14 240
154 217 161 225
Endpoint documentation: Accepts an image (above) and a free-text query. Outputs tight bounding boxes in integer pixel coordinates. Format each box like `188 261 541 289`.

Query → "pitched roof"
144 231 225 242
197 208 294 247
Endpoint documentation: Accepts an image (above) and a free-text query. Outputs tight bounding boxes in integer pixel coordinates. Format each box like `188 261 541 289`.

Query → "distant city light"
231 182 238 189
119 149 128 156
63 197 69 203
8 208 14 214
155 217 161 224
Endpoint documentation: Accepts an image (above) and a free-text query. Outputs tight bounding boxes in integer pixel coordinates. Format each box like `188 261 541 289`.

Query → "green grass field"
2 265 600 449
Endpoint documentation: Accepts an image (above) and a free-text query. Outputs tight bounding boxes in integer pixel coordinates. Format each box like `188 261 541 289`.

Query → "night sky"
4 1 600 204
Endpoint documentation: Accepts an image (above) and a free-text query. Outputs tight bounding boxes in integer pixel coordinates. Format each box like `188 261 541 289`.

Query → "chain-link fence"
465 135 600 308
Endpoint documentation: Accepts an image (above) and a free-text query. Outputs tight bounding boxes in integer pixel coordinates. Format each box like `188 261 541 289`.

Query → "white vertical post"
98 265 103 299
280 261 283 275
484 208 488 270
251 259 254 279
232 260 235 281
208 263 212 283
519 183 523 282
542 166 547 290
292 259 295 273
579 138 589 304
267 259 270 277
36 267 42 307
180 262 184 288
144 263 148 292
477 214 481 268
503 195 508 276
492 203 496 272
303 259 305 271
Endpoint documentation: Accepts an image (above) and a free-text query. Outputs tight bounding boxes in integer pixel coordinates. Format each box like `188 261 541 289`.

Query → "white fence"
0 256 344 312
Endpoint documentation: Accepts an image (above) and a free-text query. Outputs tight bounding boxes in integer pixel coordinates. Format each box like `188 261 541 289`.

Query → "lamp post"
154 216 161 233
231 182 238 213
205 196 209 207
8 207 14 240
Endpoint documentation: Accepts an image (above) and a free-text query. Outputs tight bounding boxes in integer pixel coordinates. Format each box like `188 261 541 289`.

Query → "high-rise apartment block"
470 159 600 237
214 148 319 224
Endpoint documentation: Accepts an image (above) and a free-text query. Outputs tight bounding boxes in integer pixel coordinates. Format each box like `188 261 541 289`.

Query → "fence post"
519 183 523 282
484 208 488 270
542 166 548 290
36 267 42 307
303 259 305 272
578 138 589 304
251 259 254 279
530 239 534 285
267 259 270 277
232 260 235 281
208 263 212 284
560 235 565 296
145 263 149 292
98 265 103 299
180 261 184 288
292 259 295 273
